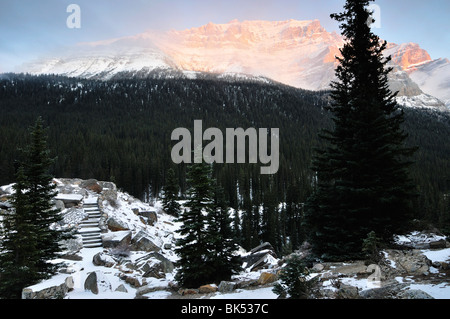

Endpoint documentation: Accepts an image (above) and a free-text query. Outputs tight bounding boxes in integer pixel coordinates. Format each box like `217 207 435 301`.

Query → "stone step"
80 224 100 229
81 218 101 222
84 197 99 205
84 242 103 248
86 216 102 220
84 207 100 212
81 233 101 239
83 237 102 244
78 227 102 235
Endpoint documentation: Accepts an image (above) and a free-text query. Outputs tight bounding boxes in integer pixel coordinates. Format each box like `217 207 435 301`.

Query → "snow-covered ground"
2 179 450 299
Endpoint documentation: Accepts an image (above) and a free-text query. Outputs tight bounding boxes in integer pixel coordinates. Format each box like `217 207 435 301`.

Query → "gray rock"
131 231 161 252
54 199 65 210
55 193 83 208
218 281 236 293
429 239 448 250
398 289 434 299
135 284 170 296
84 271 99 295
92 252 116 267
135 252 175 278
138 211 158 225
115 284 128 293
383 249 431 275
22 276 75 299
250 242 276 255
84 271 112 295
312 263 325 272
80 179 103 193
65 276 74 291
337 285 360 299
360 283 408 299
106 216 130 231
102 230 132 249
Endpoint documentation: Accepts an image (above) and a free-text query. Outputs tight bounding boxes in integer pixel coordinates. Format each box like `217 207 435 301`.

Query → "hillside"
1 178 448 300
0 74 449 227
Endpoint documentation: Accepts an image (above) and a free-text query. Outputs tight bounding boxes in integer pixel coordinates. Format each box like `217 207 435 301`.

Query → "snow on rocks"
394 231 448 249
13 178 450 299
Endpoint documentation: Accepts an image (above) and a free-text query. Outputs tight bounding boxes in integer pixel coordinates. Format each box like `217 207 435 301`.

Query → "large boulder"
394 231 448 249
398 289 434 299
257 272 278 285
133 252 174 279
131 231 161 252
54 193 83 208
359 282 408 299
84 271 112 295
106 216 129 231
199 285 218 294
218 281 236 293
22 275 74 299
101 230 132 249
382 250 431 276
138 210 158 226
241 242 278 271
80 179 103 194
92 252 116 267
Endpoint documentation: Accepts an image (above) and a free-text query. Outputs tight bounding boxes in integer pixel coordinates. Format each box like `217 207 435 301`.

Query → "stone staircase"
78 197 103 248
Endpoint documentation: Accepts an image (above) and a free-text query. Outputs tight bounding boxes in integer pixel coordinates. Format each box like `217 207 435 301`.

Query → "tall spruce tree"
0 117 68 298
304 0 416 261
175 161 241 287
162 168 181 216
206 182 242 283
174 161 213 287
0 167 41 299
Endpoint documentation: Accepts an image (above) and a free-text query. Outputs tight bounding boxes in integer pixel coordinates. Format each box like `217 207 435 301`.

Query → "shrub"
273 254 318 299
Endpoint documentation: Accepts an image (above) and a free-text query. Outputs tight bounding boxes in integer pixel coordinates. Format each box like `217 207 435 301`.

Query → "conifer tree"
174 161 213 287
162 168 181 216
175 162 241 287
0 117 69 298
0 167 41 299
304 0 416 261
205 182 242 283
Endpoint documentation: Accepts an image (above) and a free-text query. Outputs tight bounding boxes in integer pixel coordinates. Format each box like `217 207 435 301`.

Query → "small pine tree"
162 168 181 216
273 254 318 299
362 231 382 264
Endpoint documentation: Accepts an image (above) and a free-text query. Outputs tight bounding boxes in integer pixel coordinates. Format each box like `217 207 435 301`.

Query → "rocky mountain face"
20 19 449 109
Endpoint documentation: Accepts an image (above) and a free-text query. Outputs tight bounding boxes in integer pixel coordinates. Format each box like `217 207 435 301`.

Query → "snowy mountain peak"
18 19 449 109
386 42 432 71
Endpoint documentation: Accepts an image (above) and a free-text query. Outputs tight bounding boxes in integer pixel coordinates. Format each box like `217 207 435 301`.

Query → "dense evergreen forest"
0 74 449 244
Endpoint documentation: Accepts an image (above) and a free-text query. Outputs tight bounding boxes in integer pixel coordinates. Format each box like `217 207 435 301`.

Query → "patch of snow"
210 287 277 299
394 231 447 246
421 248 450 263
55 193 83 201
406 283 450 299
382 251 397 269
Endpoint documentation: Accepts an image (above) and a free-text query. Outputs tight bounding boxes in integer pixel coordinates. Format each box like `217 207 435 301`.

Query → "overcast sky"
0 0 449 72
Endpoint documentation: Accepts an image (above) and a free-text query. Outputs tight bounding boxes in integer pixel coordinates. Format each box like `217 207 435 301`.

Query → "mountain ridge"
18 19 450 108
